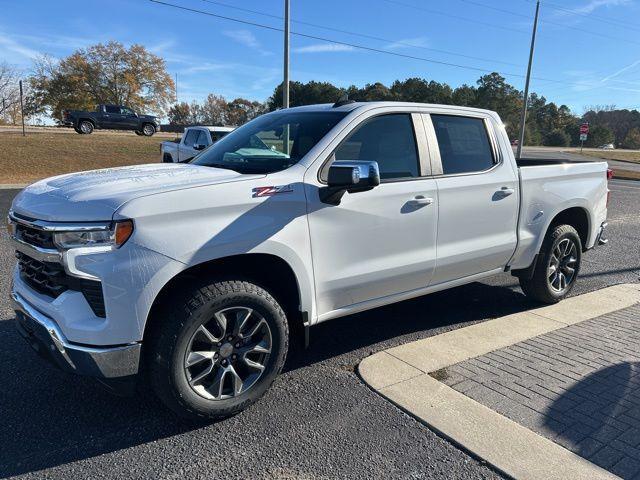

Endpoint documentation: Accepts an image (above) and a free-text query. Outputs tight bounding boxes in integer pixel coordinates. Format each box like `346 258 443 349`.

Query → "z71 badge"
252 185 294 197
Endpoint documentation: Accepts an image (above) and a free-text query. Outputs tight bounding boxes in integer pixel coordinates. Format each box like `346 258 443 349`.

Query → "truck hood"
11 163 259 222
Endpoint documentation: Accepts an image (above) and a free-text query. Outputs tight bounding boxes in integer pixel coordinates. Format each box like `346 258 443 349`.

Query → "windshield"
191 111 347 174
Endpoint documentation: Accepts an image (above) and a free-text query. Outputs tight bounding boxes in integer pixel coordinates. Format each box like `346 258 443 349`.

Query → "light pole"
283 0 290 110
516 0 540 160
283 0 290 154
19 80 25 137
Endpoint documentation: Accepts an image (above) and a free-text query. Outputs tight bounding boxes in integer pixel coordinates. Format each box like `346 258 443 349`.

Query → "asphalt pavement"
0 175 638 480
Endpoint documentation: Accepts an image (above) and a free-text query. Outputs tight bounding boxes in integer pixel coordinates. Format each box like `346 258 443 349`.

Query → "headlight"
53 219 134 249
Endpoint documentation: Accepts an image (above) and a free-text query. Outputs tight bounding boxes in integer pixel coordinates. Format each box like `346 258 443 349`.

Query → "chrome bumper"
12 291 141 380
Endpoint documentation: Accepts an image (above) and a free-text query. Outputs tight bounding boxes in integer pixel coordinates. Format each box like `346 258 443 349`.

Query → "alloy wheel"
184 306 272 400
548 238 578 293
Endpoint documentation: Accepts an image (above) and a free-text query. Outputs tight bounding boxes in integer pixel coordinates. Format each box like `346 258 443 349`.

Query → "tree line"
2 41 639 149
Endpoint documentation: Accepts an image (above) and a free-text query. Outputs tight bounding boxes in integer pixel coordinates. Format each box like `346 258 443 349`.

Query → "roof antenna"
332 94 355 108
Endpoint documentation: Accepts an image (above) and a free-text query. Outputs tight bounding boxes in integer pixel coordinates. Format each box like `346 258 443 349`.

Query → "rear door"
101 105 124 128
424 112 519 285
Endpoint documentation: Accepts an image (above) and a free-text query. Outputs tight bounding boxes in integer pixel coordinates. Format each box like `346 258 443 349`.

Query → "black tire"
146 280 289 421
142 123 155 136
79 120 94 134
519 224 582 304
162 153 174 163
74 127 82 134
134 130 143 136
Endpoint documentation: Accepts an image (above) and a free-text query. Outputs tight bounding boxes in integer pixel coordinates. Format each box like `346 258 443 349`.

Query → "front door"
425 113 519 285
306 113 438 319
179 129 200 161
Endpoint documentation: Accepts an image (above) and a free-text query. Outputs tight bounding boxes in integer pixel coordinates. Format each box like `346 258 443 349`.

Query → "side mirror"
193 143 206 151
320 160 380 205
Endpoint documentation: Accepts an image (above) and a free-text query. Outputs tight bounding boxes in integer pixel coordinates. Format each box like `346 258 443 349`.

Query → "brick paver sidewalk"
441 304 640 479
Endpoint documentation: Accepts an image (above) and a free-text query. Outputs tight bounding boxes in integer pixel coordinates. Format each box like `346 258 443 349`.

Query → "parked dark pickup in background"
62 104 159 136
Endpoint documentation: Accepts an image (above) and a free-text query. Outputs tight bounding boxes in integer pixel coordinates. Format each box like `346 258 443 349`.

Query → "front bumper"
12 291 141 382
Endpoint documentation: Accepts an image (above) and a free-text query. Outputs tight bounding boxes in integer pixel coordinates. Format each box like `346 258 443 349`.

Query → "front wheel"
142 124 156 136
146 280 289 420
519 224 582 304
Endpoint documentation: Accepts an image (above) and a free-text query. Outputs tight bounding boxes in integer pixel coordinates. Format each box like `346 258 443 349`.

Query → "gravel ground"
0 175 637 480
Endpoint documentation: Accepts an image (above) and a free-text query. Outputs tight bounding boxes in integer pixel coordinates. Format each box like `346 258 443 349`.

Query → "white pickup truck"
160 126 235 163
9 101 610 420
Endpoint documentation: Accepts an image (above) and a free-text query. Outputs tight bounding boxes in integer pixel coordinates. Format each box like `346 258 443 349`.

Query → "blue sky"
1 0 639 115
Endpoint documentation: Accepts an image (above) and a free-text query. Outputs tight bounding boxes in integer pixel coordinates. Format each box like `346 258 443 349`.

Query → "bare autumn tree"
0 62 20 123
29 41 175 121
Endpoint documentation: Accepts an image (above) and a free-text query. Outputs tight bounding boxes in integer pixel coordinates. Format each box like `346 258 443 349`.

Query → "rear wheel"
79 120 94 134
134 130 143 136
519 224 582 304
146 280 289 420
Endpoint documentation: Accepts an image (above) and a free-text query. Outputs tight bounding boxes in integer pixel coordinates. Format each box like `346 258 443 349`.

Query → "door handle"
409 195 433 206
496 187 515 197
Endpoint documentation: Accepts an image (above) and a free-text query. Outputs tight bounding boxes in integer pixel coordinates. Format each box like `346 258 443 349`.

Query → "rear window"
432 115 495 175
105 105 120 114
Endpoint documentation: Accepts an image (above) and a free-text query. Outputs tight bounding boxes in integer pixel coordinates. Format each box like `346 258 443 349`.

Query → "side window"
183 129 199 147
197 130 210 146
120 107 135 116
333 114 419 180
431 115 495 175
105 105 120 114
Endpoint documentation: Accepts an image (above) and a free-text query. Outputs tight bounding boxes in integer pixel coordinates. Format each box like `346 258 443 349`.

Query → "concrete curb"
359 283 640 480
0 184 27 190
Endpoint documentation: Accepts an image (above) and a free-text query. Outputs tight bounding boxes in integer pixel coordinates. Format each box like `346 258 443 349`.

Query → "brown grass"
611 168 640 181
0 131 172 184
579 150 640 164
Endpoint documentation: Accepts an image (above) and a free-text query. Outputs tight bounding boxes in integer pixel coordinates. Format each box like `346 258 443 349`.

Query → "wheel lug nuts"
235 342 241 348
232 354 237 360
217 342 222 347
227 336 233 341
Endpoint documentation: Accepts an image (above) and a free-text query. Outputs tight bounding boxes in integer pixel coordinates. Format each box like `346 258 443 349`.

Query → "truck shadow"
0 281 534 478
543 362 640 477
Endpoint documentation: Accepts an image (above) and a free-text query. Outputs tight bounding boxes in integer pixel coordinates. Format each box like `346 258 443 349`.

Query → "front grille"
16 251 67 297
16 251 106 318
16 224 55 249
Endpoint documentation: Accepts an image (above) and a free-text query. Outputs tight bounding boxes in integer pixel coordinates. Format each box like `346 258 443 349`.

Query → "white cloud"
223 30 272 56
223 30 260 49
293 44 354 53
385 36 429 50
0 32 42 64
572 0 631 15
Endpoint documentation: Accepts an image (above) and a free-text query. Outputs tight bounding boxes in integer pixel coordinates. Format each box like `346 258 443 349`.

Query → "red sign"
580 123 589 135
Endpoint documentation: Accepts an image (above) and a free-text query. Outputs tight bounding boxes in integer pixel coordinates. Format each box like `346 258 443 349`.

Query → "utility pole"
19 80 25 137
283 0 290 154
516 0 540 160
283 0 290 110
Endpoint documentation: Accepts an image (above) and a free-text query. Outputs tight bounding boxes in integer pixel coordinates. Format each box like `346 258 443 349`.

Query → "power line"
528 0 640 31
147 0 635 94
380 0 530 35
199 0 522 67
423 0 640 45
